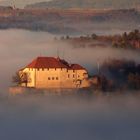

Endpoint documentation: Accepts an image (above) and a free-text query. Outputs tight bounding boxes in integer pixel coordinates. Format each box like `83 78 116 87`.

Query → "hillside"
25 0 140 9
58 30 140 49
0 8 139 35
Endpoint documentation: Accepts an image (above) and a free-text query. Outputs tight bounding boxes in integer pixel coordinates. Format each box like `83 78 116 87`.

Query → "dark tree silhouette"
12 72 28 87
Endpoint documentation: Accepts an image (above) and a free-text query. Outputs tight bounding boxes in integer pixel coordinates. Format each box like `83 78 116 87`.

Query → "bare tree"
12 72 28 87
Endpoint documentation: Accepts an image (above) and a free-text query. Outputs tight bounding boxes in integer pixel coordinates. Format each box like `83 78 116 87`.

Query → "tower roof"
70 64 86 70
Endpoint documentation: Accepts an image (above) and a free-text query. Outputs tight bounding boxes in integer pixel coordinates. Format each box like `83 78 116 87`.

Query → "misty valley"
3 29 139 95
0 20 139 140
0 0 140 139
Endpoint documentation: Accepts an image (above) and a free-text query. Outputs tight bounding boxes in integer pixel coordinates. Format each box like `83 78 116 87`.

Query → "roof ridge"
25 56 86 70
34 57 39 67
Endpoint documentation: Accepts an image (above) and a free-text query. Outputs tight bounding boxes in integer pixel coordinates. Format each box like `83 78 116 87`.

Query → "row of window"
28 68 76 73
47 75 80 80
68 74 80 78
48 77 59 80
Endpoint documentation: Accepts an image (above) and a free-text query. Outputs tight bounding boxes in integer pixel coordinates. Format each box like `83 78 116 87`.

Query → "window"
73 70 75 73
42 68 44 71
52 77 54 80
68 74 70 78
48 77 50 80
56 77 59 80
73 74 75 78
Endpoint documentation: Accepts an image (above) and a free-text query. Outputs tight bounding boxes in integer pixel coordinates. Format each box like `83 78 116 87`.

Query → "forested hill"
0 8 139 34
25 0 140 9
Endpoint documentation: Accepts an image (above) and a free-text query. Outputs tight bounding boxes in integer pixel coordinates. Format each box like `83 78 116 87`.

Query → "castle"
19 57 89 89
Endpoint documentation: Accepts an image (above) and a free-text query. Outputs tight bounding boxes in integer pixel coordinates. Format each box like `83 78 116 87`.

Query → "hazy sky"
0 0 50 8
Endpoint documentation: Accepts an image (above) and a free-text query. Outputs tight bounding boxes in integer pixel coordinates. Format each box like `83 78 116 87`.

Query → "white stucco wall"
20 68 89 89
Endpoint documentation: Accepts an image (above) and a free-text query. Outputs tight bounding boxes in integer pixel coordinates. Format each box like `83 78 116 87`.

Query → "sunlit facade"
19 57 89 89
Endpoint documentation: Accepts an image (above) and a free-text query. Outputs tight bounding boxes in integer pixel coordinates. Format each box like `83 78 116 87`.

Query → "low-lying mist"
0 29 140 140
0 93 140 140
0 29 140 93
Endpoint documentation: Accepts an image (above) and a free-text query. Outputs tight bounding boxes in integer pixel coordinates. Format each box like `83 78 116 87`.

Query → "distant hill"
25 0 140 9
0 8 139 35
0 6 13 10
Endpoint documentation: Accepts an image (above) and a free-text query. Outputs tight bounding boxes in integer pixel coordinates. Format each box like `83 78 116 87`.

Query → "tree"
12 72 22 85
91 33 97 39
128 30 140 40
122 32 128 41
66 35 70 39
12 72 28 87
128 73 140 89
112 42 118 48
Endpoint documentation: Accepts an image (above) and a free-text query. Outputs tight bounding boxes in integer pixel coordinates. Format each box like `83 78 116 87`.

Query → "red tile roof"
26 57 86 70
27 57 68 68
70 64 86 70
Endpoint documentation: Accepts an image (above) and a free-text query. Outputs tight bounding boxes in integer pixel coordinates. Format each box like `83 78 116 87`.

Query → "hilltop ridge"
25 0 140 9
0 7 139 34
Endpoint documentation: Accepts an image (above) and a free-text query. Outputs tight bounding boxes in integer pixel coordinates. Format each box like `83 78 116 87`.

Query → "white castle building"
19 56 89 89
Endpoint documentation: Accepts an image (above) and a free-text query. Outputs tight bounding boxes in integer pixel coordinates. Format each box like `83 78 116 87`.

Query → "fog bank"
0 29 140 140
0 29 140 93
0 94 140 140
